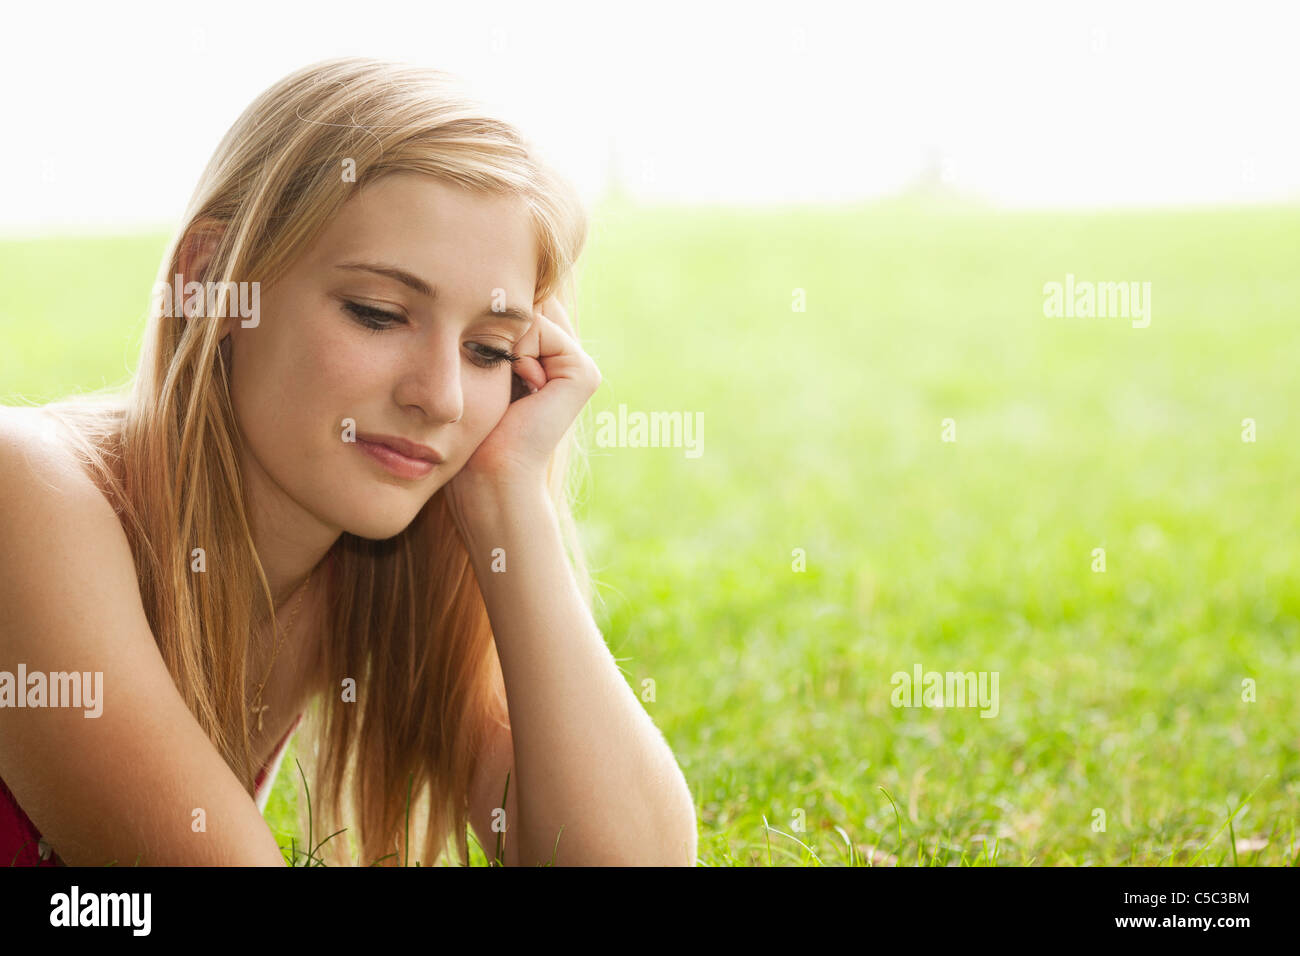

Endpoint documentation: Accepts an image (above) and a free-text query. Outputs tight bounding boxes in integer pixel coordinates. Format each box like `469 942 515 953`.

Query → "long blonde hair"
42 56 592 866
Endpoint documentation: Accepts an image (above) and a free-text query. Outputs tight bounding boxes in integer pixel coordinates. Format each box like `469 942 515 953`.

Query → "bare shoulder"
0 404 286 865
0 403 132 591
0 403 108 505
0 403 137 614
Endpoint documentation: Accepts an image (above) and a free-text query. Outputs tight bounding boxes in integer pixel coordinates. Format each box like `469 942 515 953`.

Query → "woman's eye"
344 301 518 369
467 342 520 369
342 300 404 331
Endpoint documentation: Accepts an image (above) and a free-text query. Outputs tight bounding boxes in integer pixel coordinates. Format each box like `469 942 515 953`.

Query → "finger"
532 309 583 363
531 310 600 391
537 295 579 342
514 314 542 360
512 355 546 392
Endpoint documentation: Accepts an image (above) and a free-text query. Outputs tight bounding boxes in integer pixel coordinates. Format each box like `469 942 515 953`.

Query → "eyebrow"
334 261 536 326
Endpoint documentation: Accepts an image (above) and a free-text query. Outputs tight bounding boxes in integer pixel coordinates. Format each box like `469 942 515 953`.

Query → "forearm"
459 481 697 866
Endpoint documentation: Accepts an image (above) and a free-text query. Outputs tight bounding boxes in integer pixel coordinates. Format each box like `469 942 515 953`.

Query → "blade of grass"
833 824 855 867
1189 776 1270 867
879 787 903 867
761 818 824 866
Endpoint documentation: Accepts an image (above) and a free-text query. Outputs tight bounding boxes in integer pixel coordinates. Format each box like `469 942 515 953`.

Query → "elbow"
671 833 698 867
678 813 699 867
658 789 698 866
576 804 698 867
658 771 698 866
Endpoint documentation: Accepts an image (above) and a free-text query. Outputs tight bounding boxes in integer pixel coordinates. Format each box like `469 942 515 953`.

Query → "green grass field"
3 196 1296 865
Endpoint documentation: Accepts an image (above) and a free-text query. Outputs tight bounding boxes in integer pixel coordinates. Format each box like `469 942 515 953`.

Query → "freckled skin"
222 173 539 542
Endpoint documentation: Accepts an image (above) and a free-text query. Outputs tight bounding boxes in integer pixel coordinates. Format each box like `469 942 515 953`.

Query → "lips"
354 433 444 480
356 433 444 464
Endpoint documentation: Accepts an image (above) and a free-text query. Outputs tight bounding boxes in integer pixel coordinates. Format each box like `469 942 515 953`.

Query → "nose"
393 328 464 425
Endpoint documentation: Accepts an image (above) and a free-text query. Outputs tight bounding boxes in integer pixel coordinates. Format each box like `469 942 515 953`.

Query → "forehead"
311 172 538 295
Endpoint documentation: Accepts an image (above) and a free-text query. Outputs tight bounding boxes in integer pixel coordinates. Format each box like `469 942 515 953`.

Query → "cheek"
230 317 353 471
464 375 513 441
309 324 377 403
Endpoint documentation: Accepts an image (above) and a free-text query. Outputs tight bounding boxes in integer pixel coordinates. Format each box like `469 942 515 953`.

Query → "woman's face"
223 171 539 541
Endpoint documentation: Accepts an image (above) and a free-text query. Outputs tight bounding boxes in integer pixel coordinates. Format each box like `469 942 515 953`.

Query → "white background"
2 0 1298 234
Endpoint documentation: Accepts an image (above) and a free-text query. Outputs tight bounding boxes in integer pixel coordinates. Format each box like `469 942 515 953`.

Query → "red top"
1 713 303 866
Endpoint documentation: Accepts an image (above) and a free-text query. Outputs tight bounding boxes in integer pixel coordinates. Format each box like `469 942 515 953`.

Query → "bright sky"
2 0 1298 234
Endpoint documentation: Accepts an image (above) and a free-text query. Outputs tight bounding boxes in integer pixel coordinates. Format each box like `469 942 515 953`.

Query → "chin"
334 490 442 542
340 518 417 542
335 506 417 541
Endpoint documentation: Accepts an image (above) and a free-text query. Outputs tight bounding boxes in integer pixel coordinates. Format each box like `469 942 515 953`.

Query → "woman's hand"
444 295 600 523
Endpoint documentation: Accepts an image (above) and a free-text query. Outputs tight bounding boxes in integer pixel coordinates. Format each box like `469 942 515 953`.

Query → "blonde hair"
43 56 592 866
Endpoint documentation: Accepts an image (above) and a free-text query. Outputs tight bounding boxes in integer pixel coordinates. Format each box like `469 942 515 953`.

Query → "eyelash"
341 301 520 369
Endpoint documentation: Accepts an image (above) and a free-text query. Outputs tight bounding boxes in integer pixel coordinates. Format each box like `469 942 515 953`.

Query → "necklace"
250 568 313 734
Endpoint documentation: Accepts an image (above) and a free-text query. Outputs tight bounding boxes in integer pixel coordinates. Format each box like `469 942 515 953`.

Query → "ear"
177 219 232 333
178 219 225 285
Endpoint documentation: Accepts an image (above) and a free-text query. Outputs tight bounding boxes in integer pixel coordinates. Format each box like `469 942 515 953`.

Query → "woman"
0 57 697 867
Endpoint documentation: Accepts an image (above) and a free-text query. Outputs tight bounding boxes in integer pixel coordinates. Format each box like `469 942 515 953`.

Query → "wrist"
446 472 552 545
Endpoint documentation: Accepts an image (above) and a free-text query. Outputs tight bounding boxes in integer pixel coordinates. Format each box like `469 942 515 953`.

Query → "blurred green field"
3 196 1297 865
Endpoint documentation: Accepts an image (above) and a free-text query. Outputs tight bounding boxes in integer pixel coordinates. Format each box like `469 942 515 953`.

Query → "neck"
238 452 342 613
262 541 330 611
251 511 337 612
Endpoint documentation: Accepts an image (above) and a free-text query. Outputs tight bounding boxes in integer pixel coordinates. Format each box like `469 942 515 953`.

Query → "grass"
3 194 1297 865
275 761 542 866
